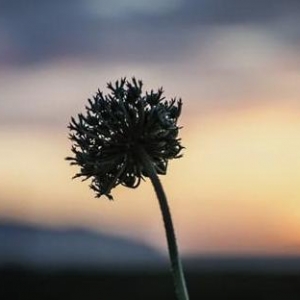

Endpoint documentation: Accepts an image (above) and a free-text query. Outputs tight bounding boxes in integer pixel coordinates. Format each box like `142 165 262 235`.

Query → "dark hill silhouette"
1 220 300 273
0 221 166 270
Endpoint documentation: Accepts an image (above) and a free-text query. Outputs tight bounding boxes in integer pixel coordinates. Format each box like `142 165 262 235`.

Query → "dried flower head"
66 77 183 199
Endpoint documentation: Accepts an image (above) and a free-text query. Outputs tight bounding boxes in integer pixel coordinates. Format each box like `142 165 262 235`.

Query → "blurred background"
1 0 300 299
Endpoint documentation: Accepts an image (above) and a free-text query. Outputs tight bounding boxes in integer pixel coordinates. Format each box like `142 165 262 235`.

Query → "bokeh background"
1 0 300 262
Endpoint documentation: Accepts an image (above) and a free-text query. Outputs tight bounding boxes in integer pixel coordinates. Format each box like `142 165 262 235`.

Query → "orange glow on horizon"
0 105 300 255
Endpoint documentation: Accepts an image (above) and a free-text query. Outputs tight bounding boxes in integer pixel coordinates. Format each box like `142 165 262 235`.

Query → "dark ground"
1 268 300 300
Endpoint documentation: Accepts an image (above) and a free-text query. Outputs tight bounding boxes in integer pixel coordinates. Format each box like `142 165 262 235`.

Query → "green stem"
138 148 190 300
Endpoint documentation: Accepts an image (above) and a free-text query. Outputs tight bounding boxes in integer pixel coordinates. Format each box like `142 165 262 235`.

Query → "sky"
0 0 300 256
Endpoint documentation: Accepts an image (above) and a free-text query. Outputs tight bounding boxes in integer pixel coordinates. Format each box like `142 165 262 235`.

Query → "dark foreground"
1 268 300 300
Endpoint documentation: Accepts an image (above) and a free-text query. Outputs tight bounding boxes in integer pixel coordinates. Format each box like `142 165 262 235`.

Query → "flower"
66 77 183 199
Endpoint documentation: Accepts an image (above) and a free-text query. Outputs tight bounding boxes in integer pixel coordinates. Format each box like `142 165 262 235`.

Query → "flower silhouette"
66 77 183 199
67 77 189 300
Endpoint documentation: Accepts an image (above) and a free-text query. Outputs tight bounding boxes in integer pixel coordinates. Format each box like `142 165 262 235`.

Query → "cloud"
0 0 299 128
86 0 183 19
180 0 300 24
0 0 299 66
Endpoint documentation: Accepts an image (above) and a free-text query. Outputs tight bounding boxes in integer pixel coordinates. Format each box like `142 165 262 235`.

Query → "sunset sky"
0 0 300 256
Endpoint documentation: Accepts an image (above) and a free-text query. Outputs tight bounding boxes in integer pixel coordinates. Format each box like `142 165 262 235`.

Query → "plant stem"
138 147 190 300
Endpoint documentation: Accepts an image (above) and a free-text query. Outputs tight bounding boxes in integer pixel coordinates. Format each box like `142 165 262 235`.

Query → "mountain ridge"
0 220 166 270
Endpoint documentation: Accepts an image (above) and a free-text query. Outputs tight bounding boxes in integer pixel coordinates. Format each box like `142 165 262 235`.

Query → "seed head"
66 77 183 199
